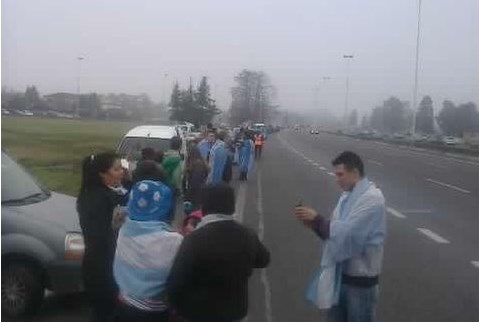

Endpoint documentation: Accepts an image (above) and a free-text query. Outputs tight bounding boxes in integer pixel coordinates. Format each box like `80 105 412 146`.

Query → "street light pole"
412 0 422 137
75 56 84 118
343 55 354 128
161 73 169 104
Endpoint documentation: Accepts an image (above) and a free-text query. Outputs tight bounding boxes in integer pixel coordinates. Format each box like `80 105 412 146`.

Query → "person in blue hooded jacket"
113 180 183 321
207 131 228 185
237 131 254 181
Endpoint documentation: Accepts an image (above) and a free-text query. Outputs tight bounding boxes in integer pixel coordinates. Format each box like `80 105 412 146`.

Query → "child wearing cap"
113 180 183 321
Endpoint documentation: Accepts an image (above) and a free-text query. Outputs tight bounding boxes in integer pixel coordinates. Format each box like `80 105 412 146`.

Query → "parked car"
14 110 35 116
116 125 187 171
1 151 84 318
443 136 461 145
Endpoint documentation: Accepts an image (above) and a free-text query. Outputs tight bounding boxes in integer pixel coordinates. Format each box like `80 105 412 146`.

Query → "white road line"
368 159 384 167
306 159 313 163
400 209 432 214
417 228 450 244
312 162 319 166
471 261 479 268
425 178 471 194
234 182 247 223
423 161 447 170
319 166 326 170
256 168 273 322
327 172 336 177
387 207 407 219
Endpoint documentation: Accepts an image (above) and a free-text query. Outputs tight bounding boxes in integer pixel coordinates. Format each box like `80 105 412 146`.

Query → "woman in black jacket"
77 152 124 321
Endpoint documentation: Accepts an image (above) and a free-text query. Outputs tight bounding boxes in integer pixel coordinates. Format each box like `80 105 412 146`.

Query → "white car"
443 136 461 145
117 125 187 170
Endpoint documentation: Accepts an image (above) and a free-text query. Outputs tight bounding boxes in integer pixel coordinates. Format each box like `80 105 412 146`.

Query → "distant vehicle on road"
393 133 406 140
443 136 461 145
117 125 187 171
2 109 11 115
310 129 319 134
250 123 268 139
14 110 35 116
1 151 84 318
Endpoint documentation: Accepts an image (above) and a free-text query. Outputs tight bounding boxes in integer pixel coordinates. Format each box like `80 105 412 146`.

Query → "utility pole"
160 73 168 104
343 55 354 128
75 56 84 117
412 0 422 137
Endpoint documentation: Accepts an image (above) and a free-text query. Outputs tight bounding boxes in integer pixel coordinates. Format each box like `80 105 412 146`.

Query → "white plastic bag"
306 265 340 310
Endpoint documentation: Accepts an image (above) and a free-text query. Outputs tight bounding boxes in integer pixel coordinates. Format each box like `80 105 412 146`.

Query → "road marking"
256 167 273 322
387 207 407 219
327 172 336 177
306 159 313 163
471 261 479 268
234 182 247 223
368 159 384 166
417 228 450 244
312 162 319 166
319 166 326 170
400 209 432 214
425 178 471 194
423 161 447 170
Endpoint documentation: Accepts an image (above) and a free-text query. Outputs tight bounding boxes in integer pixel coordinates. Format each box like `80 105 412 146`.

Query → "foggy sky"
2 0 478 118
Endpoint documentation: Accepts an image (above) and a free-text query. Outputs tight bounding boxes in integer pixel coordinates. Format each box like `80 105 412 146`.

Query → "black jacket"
77 186 118 298
167 219 270 321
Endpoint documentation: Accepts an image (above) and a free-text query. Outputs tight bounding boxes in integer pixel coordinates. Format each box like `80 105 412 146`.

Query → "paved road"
16 130 478 321
243 130 478 321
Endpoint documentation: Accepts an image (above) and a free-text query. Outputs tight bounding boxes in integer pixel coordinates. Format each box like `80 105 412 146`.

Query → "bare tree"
230 69 276 125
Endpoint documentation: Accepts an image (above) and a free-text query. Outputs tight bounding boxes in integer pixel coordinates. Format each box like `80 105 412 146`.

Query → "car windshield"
1 152 48 204
117 137 172 158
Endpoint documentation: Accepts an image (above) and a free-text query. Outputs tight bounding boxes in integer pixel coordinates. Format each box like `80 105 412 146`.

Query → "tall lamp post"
343 55 354 128
411 0 422 137
75 56 85 117
161 73 169 104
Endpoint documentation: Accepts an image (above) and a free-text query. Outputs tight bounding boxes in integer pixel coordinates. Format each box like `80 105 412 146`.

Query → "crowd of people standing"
76 127 269 321
76 125 385 322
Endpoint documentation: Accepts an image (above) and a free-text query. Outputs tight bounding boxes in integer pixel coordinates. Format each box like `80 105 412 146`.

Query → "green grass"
2 116 140 196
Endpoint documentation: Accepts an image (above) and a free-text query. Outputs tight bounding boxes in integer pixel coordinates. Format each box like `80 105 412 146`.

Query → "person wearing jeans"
294 151 386 322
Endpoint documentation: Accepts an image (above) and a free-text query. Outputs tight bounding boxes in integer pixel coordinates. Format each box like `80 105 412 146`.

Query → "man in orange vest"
254 131 264 160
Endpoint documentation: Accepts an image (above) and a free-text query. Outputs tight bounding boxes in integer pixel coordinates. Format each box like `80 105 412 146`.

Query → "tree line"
169 77 219 127
351 95 478 137
1 86 165 121
168 70 278 127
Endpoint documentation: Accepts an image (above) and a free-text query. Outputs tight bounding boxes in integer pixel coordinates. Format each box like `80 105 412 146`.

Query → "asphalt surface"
244 130 478 321
17 130 478 321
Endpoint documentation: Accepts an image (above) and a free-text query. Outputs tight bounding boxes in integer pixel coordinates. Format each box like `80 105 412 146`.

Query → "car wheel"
1 262 44 318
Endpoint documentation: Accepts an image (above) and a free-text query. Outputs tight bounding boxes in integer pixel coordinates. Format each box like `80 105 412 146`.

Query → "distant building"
44 93 77 112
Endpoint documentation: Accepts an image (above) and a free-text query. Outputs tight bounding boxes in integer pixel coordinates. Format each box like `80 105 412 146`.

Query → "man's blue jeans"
327 284 379 322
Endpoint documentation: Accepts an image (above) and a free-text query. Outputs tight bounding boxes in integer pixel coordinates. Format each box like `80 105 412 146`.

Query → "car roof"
124 125 178 139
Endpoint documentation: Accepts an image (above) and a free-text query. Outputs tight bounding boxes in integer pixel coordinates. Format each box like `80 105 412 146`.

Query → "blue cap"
127 180 172 222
